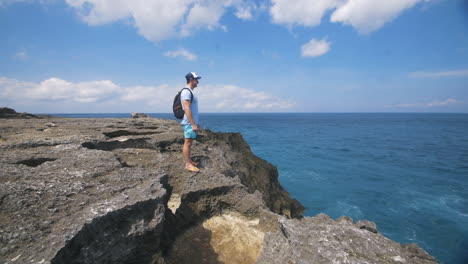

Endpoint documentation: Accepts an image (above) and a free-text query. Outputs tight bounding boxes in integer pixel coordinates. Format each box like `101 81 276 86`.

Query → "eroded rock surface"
258 214 437 264
166 212 265 264
0 117 437 264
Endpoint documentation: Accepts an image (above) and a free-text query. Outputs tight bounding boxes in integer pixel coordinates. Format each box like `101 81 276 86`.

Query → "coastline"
0 116 438 263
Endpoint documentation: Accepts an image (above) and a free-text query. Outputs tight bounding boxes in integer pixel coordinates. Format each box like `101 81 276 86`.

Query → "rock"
0 107 16 114
356 219 378 233
131 112 150 118
52 173 168 264
0 117 438 264
165 211 265 264
258 215 437 264
0 107 41 119
44 122 56 127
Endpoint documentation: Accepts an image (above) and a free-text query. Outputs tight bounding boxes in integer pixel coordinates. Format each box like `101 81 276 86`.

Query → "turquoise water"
50 113 468 263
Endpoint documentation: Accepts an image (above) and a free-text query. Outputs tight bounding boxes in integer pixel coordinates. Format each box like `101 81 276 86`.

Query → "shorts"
183 124 197 139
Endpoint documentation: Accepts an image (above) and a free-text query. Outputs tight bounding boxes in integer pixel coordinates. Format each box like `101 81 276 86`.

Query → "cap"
185 72 202 82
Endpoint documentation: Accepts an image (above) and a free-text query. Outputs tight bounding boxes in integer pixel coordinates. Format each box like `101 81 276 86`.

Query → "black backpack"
173 88 193 119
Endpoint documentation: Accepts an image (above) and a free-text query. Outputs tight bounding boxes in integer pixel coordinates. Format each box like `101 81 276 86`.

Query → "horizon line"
33 112 468 115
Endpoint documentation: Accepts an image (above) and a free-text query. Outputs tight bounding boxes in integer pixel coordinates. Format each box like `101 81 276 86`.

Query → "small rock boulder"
45 122 56 127
356 220 378 233
131 113 150 118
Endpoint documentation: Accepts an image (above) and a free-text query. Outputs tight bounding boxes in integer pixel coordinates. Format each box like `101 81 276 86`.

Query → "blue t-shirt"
180 87 199 125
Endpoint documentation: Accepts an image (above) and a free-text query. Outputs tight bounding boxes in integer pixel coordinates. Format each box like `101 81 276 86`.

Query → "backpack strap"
181 88 193 103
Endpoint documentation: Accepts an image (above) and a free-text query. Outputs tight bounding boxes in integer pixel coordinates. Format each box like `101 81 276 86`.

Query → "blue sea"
49 113 468 264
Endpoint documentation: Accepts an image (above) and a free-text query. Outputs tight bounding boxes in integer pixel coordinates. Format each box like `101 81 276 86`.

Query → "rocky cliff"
0 107 42 119
0 116 437 264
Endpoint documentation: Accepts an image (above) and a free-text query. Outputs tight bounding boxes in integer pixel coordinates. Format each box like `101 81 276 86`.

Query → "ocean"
49 113 468 264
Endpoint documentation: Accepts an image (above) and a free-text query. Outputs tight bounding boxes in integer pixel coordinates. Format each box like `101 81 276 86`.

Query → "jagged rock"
258 214 437 264
131 112 150 118
51 172 168 264
356 219 378 233
0 107 41 119
0 118 438 264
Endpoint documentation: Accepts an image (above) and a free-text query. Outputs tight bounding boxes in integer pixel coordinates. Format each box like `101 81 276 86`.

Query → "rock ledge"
0 117 437 264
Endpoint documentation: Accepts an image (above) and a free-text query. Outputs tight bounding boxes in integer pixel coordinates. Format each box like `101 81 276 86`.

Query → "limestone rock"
258 214 437 264
356 219 378 233
44 122 56 127
0 117 438 264
131 112 150 118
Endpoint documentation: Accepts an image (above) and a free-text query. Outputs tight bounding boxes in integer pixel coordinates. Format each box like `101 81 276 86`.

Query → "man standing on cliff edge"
181 72 201 172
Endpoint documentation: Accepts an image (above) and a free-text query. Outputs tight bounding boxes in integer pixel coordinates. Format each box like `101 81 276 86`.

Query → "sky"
0 0 467 113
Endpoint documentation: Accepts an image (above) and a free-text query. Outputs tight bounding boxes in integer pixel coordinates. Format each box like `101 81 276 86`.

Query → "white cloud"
0 76 294 113
65 0 131 24
164 48 197 61
120 84 173 106
270 0 340 27
65 0 192 42
388 98 462 108
0 77 37 98
0 76 120 103
180 1 226 37
198 84 294 112
301 38 331 57
234 4 254 20
270 0 423 33
426 98 460 107
64 0 251 42
330 0 422 34
121 83 295 112
408 69 468 78
233 1 262 21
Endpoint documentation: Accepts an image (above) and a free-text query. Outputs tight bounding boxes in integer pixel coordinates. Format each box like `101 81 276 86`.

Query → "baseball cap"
185 72 202 82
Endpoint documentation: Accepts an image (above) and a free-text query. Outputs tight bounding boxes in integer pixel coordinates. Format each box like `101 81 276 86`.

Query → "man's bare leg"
183 138 199 171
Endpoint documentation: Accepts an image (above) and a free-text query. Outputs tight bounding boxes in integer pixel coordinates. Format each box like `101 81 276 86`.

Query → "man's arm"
183 100 198 131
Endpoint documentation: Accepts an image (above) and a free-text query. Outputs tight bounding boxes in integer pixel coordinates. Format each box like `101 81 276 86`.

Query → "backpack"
173 88 193 119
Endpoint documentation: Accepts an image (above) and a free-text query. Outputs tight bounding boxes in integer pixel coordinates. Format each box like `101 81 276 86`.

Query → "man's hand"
192 124 199 131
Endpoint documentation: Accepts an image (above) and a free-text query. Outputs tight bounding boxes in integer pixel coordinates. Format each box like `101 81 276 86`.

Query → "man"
181 72 201 172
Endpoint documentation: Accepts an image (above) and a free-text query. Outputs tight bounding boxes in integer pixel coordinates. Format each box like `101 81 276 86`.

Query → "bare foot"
185 163 200 172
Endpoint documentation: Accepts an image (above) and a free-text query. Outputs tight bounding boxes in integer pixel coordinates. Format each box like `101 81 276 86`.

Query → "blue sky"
0 0 467 113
